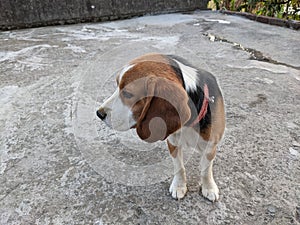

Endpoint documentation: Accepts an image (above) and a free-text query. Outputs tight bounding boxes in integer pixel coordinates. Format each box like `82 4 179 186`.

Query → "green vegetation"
208 0 300 20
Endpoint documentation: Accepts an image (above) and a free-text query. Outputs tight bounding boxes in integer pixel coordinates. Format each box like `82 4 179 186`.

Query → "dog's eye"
122 90 134 99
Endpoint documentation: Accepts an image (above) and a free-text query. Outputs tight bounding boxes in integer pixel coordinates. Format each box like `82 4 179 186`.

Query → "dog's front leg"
200 145 219 202
167 140 187 200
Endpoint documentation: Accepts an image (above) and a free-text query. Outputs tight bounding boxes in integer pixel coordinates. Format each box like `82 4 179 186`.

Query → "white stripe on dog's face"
99 88 136 131
118 64 135 83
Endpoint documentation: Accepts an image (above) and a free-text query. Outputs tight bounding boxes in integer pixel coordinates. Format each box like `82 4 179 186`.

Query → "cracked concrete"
203 32 300 70
0 11 299 224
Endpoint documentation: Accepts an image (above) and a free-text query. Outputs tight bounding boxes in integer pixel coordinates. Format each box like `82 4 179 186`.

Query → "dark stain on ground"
249 93 267 108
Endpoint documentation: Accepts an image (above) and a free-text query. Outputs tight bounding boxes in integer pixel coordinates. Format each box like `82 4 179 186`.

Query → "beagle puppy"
97 53 225 201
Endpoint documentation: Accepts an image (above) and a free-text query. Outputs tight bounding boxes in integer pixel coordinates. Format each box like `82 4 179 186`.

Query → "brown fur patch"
136 77 191 142
119 53 183 90
211 97 226 143
198 98 225 142
130 53 170 65
199 93 225 161
201 96 225 161
206 145 217 161
199 97 225 143
167 140 178 158
200 125 212 141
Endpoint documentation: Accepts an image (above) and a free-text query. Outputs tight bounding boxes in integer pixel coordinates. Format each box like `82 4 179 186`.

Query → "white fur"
167 127 219 201
119 64 135 82
169 147 187 199
168 126 209 151
174 59 198 92
200 155 219 202
99 88 136 131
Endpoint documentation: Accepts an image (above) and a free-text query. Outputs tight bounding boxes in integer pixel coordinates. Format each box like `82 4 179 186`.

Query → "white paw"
201 182 219 202
169 176 187 200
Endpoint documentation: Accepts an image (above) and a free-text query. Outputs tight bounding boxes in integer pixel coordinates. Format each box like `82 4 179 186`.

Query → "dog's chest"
168 127 209 152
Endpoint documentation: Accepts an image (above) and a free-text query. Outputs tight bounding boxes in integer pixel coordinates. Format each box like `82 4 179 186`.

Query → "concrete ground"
0 11 299 225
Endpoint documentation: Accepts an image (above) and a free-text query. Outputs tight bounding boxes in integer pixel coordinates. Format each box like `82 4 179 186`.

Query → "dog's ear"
136 77 191 143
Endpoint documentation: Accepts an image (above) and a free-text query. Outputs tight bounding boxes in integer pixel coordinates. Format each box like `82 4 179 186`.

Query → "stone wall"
0 0 209 30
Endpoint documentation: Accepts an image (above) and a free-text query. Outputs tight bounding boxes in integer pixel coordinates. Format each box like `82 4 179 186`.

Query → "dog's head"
97 54 191 143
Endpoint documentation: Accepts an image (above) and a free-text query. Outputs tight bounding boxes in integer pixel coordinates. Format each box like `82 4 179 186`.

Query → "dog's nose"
96 109 107 120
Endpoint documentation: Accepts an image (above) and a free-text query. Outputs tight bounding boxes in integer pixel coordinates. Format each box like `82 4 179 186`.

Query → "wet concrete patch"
248 93 267 108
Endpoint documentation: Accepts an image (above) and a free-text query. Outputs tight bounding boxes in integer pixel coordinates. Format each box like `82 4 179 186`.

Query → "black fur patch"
164 55 185 88
166 55 223 129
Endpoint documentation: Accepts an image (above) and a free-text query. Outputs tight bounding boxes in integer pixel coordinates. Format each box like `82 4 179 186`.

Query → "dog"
96 53 225 201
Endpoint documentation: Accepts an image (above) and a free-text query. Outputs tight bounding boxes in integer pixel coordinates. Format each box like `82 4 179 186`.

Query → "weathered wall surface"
0 0 208 30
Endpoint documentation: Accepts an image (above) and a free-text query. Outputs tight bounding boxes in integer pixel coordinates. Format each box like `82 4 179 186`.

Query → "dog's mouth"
130 124 137 129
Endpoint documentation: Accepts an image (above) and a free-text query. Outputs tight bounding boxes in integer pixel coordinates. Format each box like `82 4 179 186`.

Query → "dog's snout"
96 108 107 120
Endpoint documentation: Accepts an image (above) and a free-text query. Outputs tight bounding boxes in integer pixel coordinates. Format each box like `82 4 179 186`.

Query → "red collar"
190 84 210 127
